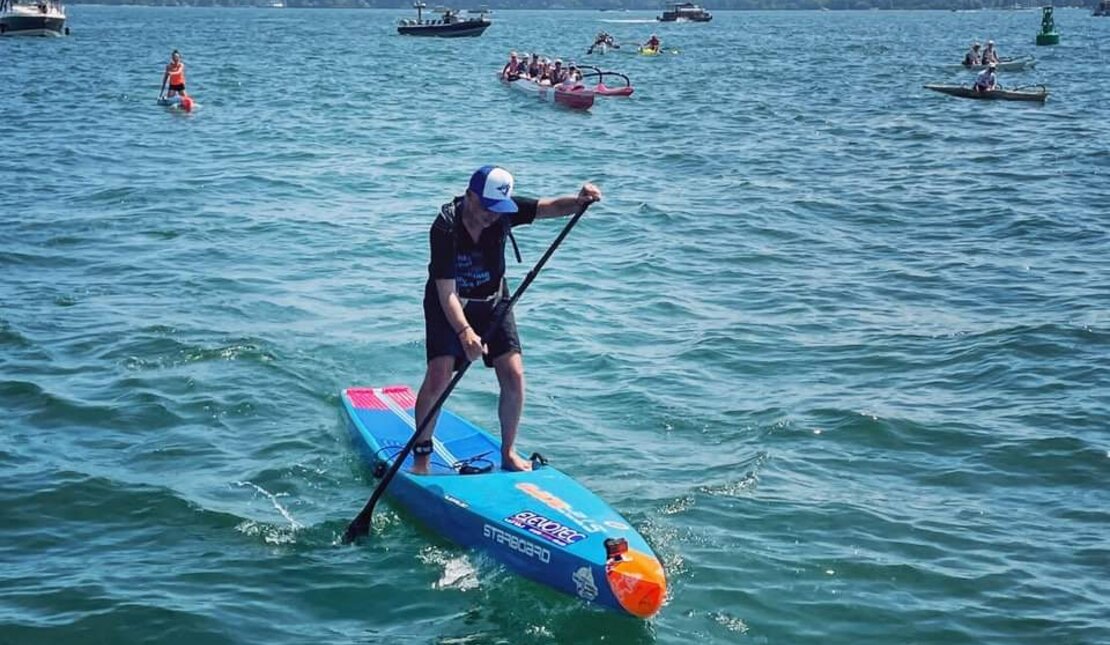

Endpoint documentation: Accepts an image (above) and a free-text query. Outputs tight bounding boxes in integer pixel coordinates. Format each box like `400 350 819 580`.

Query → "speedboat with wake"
0 0 67 36
657 2 712 22
341 386 667 617
924 83 1048 102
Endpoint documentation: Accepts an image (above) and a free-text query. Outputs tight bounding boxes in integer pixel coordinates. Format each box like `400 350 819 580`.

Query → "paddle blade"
342 517 368 544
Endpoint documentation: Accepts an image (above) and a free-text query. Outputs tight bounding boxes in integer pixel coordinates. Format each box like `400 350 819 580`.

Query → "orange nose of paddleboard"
606 547 667 618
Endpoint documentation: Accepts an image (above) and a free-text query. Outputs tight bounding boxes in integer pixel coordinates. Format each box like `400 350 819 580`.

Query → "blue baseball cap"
468 165 518 214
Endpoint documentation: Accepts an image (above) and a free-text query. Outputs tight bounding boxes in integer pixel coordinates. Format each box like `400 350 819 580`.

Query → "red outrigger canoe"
578 66 634 97
498 74 595 111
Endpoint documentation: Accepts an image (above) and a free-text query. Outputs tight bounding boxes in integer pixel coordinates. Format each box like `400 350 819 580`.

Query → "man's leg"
493 351 531 472
412 355 455 475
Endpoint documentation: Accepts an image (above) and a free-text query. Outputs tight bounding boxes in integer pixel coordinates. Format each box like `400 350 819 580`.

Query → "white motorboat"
0 0 67 37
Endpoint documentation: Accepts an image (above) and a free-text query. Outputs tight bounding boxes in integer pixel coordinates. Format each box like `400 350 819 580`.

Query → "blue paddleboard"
342 385 667 618
156 95 195 112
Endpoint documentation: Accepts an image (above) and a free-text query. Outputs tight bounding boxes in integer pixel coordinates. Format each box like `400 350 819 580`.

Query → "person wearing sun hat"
551 58 567 84
974 62 998 92
982 39 999 65
963 42 982 67
412 166 602 475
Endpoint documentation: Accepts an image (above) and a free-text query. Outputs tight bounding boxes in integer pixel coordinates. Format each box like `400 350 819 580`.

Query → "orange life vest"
168 63 185 86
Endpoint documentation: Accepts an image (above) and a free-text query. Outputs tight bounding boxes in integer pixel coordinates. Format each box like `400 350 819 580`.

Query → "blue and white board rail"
342 385 667 618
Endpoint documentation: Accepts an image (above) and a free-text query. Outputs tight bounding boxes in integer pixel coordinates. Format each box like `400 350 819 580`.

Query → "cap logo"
497 182 510 196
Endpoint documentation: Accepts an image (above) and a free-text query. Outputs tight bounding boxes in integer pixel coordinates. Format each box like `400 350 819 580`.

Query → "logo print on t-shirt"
455 251 492 292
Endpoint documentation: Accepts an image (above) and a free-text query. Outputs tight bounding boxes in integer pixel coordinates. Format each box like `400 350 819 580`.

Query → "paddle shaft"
342 202 591 543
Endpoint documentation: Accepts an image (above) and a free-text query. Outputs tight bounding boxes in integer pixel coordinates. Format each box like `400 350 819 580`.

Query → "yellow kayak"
638 46 660 56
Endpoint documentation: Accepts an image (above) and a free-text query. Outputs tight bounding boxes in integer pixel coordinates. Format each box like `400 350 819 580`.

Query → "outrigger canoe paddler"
974 63 998 92
412 166 602 474
963 42 982 66
501 51 522 81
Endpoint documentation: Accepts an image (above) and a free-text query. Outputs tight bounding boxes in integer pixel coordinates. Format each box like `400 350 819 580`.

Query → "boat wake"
599 18 656 24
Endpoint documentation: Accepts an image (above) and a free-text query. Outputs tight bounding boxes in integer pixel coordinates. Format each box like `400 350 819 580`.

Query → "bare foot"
502 453 533 472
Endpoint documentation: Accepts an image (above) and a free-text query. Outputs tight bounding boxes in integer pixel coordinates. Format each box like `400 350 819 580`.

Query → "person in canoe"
963 42 982 67
982 40 1000 65
642 34 661 53
566 63 582 83
501 51 523 81
524 53 541 80
550 59 567 85
412 166 602 474
160 49 189 103
974 62 998 93
537 58 553 86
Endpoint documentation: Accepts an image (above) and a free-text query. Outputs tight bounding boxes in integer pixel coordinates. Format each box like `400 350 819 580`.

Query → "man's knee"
495 353 525 395
422 357 455 394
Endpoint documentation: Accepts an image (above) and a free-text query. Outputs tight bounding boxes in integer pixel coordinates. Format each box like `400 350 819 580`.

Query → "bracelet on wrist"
457 326 471 338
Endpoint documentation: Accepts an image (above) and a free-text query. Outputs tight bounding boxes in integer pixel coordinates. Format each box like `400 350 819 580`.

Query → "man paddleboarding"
160 49 194 112
412 166 601 475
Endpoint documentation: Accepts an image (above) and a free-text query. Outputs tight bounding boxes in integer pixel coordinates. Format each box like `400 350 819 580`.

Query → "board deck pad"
346 386 499 475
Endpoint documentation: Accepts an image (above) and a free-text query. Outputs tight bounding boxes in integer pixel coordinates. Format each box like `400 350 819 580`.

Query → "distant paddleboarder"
160 49 193 112
412 166 601 475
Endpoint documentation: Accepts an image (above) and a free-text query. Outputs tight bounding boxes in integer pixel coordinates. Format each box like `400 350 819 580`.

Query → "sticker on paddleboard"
505 511 587 547
515 482 603 533
572 566 599 601
444 494 469 509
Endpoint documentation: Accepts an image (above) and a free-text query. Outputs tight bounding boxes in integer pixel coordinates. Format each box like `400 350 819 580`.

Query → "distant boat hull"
397 20 489 37
0 6 66 37
924 83 1048 102
951 57 1036 72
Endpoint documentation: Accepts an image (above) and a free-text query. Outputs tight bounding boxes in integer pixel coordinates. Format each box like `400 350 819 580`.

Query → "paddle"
342 200 594 544
159 74 167 101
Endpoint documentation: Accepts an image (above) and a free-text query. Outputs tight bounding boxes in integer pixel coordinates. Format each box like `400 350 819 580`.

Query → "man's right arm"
435 279 470 337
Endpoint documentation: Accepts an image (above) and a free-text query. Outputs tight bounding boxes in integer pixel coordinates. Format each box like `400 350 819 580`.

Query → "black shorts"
169 83 186 92
424 281 521 370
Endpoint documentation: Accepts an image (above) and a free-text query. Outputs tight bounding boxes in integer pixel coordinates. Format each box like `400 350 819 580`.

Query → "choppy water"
2 6 1109 644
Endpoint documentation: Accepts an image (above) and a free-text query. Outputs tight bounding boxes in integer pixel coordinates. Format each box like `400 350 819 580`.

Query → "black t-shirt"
428 195 538 299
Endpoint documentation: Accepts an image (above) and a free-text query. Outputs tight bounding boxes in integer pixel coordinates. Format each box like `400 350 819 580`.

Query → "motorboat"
1093 0 1109 16
0 0 67 37
657 2 712 22
397 2 490 38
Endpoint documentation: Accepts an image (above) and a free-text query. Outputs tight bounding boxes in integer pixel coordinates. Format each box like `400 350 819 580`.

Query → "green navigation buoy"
1036 6 1060 46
